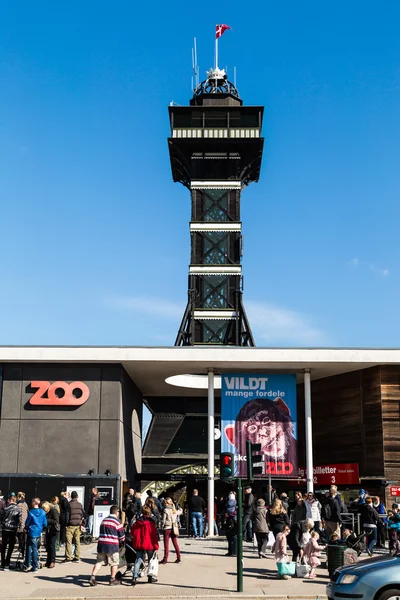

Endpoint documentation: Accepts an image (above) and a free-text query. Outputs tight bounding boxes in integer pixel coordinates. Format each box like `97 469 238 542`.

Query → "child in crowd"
304 531 324 579
329 533 340 544
275 525 291 580
388 508 400 554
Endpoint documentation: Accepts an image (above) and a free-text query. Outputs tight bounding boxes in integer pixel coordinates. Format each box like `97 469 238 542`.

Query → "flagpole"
215 27 218 69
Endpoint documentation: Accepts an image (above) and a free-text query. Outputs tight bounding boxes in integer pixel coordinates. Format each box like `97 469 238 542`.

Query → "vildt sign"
29 381 90 406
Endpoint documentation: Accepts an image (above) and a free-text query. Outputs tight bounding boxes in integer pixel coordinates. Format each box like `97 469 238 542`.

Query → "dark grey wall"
0 363 142 486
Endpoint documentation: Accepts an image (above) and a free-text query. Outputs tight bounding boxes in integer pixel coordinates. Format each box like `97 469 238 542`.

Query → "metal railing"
340 512 361 535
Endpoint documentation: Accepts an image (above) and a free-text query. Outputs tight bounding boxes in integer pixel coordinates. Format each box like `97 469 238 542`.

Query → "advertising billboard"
221 374 297 478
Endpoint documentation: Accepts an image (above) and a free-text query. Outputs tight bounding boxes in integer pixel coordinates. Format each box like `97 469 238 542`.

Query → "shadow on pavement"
35 574 232 593
35 574 90 587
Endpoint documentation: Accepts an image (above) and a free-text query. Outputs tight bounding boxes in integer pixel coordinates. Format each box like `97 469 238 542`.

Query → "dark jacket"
87 493 99 516
287 519 308 551
151 496 163 512
281 499 290 514
243 493 255 515
123 493 133 511
360 504 379 526
59 496 70 526
46 507 60 534
126 497 142 524
292 501 307 523
1 502 21 532
322 496 342 523
252 506 269 533
68 499 84 526
189 496 206 513
268 511 290 532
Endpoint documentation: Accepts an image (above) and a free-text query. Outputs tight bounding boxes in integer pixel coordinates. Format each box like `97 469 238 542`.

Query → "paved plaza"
0 536 332 600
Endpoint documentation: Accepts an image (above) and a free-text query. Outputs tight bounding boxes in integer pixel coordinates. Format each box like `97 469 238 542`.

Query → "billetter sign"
390 486 400 497
221 374 297 478
29 381 90 406
298 463 359 486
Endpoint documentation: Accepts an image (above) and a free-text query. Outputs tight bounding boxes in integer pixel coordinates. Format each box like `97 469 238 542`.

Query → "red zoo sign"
29 381 90 406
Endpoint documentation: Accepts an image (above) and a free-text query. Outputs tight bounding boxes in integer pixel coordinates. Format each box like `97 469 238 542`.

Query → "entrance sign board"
221 374 297 478
96 486 114 505
390 486 400 496
93 506 111 538
298 463 360 486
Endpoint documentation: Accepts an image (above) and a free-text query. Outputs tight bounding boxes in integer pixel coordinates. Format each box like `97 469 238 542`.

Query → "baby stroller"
80 520 93 545
115 532 145 582
346 532 365 556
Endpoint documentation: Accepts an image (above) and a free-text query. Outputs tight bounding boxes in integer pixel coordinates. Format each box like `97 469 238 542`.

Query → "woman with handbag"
160 497 182 564
41 501 60 568
131 505 159 585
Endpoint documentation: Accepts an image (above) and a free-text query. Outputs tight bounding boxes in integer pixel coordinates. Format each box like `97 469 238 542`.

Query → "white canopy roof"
0 346 399 397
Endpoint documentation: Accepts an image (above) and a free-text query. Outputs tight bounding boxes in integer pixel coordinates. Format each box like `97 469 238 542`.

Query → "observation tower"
168 63 264 346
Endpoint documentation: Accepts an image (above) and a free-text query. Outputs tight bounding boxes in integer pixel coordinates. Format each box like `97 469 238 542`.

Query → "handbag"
147 551 159 577
173 523 179 537
295 559 311 578
277 561 296 576
118 547 127 569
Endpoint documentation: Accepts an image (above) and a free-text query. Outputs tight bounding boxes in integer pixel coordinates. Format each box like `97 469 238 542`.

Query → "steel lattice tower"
169 67 264 346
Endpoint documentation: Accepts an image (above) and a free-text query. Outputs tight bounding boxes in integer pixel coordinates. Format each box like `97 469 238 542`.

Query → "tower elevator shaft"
168 68 264 346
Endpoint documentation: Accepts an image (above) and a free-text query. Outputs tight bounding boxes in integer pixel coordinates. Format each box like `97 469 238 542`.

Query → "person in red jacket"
131 505 159 585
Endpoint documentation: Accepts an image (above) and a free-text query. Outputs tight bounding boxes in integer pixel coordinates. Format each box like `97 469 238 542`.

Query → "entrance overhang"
1 346 400 397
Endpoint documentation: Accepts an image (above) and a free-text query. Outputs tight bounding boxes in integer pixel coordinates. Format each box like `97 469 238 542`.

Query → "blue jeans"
365 526 377 553
133 550 152 579
192 512 203 537
205 520 218 536
25 536 40 570
87 515 93 534
243 513 253 542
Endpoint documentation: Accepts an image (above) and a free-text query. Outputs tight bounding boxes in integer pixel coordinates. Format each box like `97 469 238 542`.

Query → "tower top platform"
191 67 242 106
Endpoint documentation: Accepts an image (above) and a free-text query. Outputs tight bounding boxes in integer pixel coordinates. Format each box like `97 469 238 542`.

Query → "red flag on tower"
216 24 231 39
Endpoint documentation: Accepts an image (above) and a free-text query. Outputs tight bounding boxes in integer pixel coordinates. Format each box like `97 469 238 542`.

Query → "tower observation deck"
168 67 264 346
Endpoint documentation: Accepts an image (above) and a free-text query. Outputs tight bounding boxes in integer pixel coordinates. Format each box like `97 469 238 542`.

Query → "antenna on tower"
234 66 237 88
192 37 199 90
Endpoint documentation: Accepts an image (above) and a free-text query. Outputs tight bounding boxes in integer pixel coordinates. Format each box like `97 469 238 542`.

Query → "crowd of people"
219 484 397 580
0 483 396 584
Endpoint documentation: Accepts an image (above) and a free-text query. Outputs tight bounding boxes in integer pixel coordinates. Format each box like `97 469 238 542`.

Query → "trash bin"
327 544 345 577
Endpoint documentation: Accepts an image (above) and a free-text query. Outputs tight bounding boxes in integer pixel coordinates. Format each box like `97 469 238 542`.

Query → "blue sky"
0 1 399 348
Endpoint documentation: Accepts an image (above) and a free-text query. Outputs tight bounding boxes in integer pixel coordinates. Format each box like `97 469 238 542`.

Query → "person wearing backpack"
322 486 342 540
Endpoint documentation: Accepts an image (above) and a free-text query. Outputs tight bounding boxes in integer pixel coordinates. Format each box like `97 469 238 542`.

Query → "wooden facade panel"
381 366 400 480
297 367 384 479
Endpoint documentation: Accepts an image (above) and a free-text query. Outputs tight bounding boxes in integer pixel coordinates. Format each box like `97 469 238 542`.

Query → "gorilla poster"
221 374 298 478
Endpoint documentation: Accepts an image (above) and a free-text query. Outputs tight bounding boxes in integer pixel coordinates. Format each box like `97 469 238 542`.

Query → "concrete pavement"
0 536 330 599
